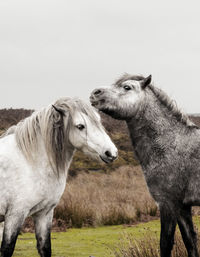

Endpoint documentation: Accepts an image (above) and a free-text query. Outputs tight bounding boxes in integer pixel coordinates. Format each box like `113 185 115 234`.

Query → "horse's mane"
13 97 100 174
115 74 198 129
148 85 198 128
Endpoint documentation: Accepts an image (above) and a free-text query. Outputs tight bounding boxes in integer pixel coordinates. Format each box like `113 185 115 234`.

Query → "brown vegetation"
112 229 200 257
0 108 33 132
54 165 158 228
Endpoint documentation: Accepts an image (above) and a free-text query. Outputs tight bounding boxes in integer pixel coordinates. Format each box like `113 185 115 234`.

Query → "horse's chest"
142 163 186 203
28 178 66 216
38 177 66 202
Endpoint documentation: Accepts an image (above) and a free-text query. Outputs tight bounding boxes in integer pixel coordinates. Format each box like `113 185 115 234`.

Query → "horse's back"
0 133 18 156
0 134 24 175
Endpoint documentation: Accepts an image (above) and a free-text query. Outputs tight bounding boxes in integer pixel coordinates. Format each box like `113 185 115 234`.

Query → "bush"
0 108 33 130
112 229 200 257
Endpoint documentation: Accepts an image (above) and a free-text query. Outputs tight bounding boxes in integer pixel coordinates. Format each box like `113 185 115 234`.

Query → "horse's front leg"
177 205 199 257
33 209 54 257
160 203 177 257
0 212 26 257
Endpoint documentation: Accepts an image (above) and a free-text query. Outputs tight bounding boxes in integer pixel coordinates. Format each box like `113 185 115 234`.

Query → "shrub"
112 229 200 257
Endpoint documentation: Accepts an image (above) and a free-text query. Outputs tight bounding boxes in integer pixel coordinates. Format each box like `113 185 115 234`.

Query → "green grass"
13 220 158 257
12 217 200 257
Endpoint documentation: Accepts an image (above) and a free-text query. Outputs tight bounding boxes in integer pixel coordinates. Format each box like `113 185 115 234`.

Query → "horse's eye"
76 124 85 130
123 85 131 91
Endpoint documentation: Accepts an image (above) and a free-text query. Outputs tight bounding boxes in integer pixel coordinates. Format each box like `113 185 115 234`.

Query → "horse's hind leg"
160 203 177 257
33 209 54 257
177 205 199 257
0 213 26 257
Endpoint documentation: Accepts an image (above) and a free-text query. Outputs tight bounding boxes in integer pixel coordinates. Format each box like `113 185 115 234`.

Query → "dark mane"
148 85 198 129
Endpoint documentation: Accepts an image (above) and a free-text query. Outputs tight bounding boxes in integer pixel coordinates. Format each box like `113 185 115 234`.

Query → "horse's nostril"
94 89 102 96
105 151 112 158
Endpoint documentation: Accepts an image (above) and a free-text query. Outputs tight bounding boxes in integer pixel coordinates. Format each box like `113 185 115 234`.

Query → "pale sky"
0 0 200 113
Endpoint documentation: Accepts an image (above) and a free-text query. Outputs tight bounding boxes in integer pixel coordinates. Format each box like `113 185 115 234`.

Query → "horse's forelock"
68 98 101 128
114 74 145 87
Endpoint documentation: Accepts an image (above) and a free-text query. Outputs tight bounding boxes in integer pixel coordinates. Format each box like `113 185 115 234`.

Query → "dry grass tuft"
112 229 200 257
54 165 158 227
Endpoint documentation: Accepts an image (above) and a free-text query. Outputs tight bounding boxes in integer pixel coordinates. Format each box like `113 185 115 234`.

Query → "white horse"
0 97 117 257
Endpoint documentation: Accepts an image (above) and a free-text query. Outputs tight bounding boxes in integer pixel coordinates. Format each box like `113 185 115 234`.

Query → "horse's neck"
127 94 186 167
23 135 74 178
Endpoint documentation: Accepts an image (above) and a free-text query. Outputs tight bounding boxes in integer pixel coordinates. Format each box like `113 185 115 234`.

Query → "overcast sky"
0 0 200 113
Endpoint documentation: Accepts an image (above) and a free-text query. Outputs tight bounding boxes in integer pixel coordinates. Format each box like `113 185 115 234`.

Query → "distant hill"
1 107 200 135
0 108 200 148
0 108 33 131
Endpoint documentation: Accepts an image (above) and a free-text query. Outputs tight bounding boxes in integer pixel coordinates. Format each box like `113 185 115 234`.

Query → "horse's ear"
52 105 65 116
141 75 152 89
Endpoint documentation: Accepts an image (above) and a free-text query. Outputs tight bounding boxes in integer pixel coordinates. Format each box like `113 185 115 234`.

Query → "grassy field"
13 217 200 257
14 219 160 257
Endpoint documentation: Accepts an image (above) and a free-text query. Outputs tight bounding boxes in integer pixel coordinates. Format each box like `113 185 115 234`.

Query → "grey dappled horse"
90 74 200 257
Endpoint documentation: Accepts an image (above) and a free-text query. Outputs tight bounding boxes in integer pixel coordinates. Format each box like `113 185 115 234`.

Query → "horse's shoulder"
0 134 16 150
0 134 24 168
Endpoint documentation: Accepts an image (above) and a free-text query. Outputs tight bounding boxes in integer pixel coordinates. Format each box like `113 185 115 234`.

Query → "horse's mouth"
100 154 117 164
100 156 110 163
90 97 105 108
100 156 112 164
90 95 124 120
90 96 116 116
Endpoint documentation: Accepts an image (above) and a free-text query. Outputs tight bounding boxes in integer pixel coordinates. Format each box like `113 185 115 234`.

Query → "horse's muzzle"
90 88 106 107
